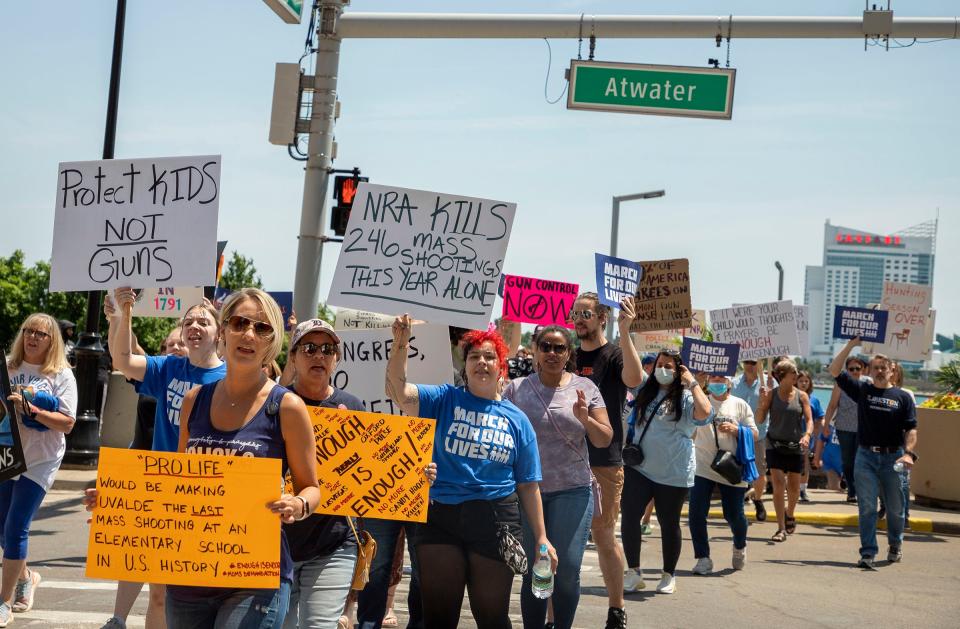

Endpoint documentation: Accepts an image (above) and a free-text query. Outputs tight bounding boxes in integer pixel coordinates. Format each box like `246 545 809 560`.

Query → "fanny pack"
770 439 803 456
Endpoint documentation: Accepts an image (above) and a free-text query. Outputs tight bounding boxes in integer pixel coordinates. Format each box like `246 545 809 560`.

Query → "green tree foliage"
218 252 262 290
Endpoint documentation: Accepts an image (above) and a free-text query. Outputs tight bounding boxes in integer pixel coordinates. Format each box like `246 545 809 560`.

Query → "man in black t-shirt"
829 337 918 570
571 293 644 629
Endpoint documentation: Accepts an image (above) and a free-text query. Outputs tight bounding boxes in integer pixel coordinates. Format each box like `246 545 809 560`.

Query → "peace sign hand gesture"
392 314 412 346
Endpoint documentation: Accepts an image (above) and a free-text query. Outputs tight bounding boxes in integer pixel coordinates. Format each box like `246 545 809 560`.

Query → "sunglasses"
225 315 275 338
568 310 595 321
742 360 758 366
22 328 51 340
848 366 862 372
538 341 569 355
299 342 338 357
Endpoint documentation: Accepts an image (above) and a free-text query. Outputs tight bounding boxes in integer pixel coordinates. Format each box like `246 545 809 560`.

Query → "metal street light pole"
775 260 784 300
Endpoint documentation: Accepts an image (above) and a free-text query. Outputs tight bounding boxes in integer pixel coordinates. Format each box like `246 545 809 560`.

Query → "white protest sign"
50 155 220 291
863 282 934 361
710 300 800 361
131 286 205 318
335 308 395 330
794 304 810 357
331 324 453 414
327 183 516 330
630 309 707 353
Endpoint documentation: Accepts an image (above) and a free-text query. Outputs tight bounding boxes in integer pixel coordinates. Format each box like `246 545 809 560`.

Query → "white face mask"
654 367 675 385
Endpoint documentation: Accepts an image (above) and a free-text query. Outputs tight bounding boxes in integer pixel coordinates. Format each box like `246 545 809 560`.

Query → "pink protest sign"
501 274 579 328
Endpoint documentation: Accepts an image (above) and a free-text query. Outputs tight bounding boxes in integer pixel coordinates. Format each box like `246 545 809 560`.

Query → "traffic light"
330 174 368 236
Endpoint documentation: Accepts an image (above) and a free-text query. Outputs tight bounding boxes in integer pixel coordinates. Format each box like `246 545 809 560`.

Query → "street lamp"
774 261 784 300
608 189 665 340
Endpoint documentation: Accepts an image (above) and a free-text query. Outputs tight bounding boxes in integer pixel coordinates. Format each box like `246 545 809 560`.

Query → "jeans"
166 581 291 629
0 476 47 560
687 476 748 559
901 468 911 521
520 485 593 629
284 542 357 628
854 447 905 558
837 430 858 499
357 519 423 629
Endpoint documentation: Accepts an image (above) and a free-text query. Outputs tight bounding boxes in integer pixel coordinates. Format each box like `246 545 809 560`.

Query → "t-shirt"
695 395 756 487
284 387 363 562
731 374 766 440
503 373 604 494
138 355 226 453
416 384 541 504
575 343 625 467
7 362 78 491
626 389 713 488
836 371 917 448
809 396 825 422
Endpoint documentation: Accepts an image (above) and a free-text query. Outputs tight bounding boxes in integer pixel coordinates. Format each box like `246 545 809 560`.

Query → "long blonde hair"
7 313 70 375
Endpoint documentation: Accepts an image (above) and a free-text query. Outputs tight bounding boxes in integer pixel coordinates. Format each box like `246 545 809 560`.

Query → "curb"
682 507 960 537
51 470 97 493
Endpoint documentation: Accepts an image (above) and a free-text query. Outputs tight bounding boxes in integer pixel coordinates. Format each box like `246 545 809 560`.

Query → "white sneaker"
732 546 746 570
692 557 714 575
0 602 11 628
623 569 646 592
656 572 676 594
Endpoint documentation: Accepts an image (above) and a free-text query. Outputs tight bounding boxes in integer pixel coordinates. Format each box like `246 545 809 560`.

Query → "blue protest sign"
833 306 888 343
595 253 643 309
268 291 294 319
681 337 740 376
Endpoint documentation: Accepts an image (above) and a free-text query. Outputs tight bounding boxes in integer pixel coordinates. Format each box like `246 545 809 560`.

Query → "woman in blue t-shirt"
797 371 826 503
386 315 556 629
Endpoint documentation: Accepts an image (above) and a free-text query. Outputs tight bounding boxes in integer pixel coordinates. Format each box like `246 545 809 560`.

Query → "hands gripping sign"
50 155 220 292
327 183 516 330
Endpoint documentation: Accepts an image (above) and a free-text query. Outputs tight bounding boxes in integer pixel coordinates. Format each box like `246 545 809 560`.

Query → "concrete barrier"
912 407 960 507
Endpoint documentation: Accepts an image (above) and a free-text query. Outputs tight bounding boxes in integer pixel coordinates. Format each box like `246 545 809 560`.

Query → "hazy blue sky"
2 1 957 333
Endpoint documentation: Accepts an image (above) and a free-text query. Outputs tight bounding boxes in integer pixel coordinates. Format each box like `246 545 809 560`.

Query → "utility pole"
775 261 784 301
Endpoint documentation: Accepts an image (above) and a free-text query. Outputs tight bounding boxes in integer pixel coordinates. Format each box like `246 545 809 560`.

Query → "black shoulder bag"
622 396 669 467
710 421 743 485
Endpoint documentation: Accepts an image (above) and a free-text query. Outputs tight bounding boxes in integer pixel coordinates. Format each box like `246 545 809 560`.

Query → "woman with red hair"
386 315 556 628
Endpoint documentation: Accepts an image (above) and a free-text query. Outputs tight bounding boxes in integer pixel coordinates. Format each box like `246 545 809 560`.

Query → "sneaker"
846 496 858 504
640 522 654 536
0 602 11 628
544 624 555 629
101 618 127 629
12 569 40 613
655 572 676 594
878 505 886 520
754 500 767 522
857 556 876 570
799 489 811 503
692 557 713 575
840 478 848 490
605 607 627 629
732 546 746 570
887 546 902 563
623 569 645 592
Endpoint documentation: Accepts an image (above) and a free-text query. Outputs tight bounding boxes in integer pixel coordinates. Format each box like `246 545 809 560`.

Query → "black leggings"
621 466 688 575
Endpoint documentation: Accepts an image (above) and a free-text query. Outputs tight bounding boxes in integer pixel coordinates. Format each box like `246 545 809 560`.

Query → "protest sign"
333 324 452 414
629 309 706 354
50 155 221 292
501 274 578 328
0 354 28 483
794 304 810 357
131 286 205 319
86 447 281 588
595 254 642 309
630 258 692 332
288 407 436 522
862 282 934 361
327 183 516 330
833 306 888 343
335 308 395 330
267 291 293 319
710 300 800 361
681 337 740 376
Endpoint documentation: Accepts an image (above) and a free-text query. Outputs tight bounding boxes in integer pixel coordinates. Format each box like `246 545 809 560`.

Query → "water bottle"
531 543 554 599
893 461 905 473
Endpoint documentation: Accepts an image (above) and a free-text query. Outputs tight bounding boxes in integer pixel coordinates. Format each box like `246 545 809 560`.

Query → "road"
15 488 960 628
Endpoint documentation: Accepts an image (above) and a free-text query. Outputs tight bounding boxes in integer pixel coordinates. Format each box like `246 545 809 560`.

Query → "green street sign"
263 0 304 24
567 61 736 120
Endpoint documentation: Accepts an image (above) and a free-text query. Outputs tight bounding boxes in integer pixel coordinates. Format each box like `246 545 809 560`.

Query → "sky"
1 1 958 334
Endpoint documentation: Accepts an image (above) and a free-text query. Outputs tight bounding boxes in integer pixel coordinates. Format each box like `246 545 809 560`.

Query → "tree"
218 252 262 290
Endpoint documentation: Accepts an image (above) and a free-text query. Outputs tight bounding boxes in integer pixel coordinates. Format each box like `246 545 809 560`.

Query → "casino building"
804 218 937 361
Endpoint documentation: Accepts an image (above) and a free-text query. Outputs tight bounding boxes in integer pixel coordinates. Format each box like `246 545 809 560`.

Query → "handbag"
623 395 670 467
346 516 377 591
710 421 743 485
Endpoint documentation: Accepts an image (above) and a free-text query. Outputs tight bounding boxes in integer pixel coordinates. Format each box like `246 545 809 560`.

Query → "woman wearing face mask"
687 375 757 575
502 325 611 629
756 360 814 542
621 350 712 595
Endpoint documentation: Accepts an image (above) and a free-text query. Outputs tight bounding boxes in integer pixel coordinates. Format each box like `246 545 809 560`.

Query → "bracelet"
294 495 310 521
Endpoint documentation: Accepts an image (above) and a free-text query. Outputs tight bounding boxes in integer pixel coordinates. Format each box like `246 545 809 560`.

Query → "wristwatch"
905 450 919 463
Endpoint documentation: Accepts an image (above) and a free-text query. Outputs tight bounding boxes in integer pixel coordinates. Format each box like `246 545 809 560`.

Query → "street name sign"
567 60 735 120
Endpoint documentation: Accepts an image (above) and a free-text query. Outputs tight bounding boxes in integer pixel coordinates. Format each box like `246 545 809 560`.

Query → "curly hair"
460 328 509 383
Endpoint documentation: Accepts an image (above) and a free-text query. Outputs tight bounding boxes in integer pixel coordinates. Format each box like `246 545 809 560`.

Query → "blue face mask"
707 382 729 397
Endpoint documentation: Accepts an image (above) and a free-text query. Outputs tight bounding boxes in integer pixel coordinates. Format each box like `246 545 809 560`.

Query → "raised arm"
617 297 645 388
828 337 861 378
680 365 712 422
109 287 148 381
385 314 420 416
823 384 841 437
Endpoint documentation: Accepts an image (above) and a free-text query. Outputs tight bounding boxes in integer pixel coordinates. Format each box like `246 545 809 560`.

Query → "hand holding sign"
617 296 637 334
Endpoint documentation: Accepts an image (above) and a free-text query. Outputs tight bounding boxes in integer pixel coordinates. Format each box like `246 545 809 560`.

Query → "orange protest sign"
86 447 282 588
289 407 435 523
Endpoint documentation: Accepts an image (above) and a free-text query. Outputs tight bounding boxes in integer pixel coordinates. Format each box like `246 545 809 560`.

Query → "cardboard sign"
86 448 281 588
131 287 205 319
833 306 888 343
501 274 578 328
863 281 934 361
334 308 395 330
681 337 740 376
331 324 453 415
289 408 436 522
630 258 692 332
0 354 28 483
710 300 800 361
327 183 516 330
50 155 221 291
595 254 642 309
629 309 706 354
794 304 810 357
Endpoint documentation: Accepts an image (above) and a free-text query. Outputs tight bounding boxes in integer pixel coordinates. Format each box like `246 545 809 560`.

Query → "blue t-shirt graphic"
417 384 541 504
137 355 226 452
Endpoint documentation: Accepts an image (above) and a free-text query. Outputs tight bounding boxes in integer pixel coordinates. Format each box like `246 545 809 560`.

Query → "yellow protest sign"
290 407 435 523
86 447 282 588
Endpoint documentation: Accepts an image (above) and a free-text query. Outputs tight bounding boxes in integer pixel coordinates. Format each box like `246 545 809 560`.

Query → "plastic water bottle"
531 543 554 599
893 461 906 473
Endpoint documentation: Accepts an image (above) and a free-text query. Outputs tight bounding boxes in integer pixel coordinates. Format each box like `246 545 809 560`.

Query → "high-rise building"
804 218 937 360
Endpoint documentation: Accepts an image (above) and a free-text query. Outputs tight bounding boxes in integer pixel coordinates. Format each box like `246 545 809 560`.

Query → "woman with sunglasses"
502 325 610 629
621 349 712 595
387 314 556 629
1 314 77 626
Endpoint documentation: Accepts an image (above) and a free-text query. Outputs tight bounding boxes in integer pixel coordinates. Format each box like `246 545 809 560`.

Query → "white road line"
40 579 118 591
